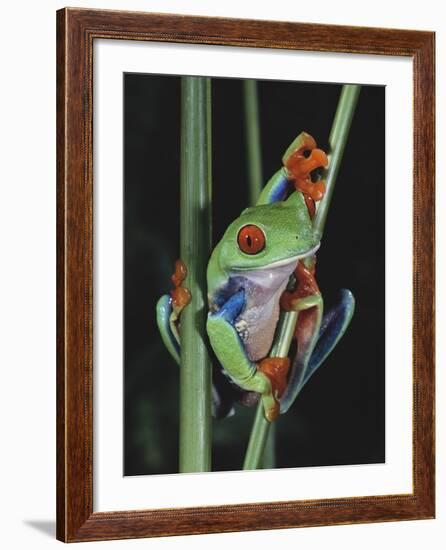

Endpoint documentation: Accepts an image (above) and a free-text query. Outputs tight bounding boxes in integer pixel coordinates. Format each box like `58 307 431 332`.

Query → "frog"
156 132 355 421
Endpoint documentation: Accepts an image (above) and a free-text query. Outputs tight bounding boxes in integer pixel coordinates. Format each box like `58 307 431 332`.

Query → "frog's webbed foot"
282 132 328 218
158 260 237 419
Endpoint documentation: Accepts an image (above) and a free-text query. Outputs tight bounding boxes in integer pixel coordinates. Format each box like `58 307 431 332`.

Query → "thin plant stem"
242 84 361 470
262 423 276 469
242 78 277 468
243 401 270 470
179 77 213 473
243 312 296 470
243 80 263 206
314 85 361 239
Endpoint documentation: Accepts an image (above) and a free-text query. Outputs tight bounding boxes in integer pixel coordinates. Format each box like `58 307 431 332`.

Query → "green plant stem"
243 402 270 470
242 84 361 471
314 85 361 239
262 422 276 469
179 77 213 473
243 80 263 206
243 78 277 468
243 313 296 470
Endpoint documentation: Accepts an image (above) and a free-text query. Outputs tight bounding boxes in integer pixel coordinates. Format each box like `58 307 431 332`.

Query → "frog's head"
215 191 319 273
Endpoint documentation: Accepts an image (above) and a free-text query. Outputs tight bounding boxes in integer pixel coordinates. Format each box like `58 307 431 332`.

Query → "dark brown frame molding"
56 7 435 542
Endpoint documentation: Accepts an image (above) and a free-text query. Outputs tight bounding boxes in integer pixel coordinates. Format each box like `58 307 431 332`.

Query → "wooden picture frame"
56 7 435 542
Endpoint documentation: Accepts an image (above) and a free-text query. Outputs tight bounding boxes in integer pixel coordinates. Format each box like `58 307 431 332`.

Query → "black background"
124 74 385 476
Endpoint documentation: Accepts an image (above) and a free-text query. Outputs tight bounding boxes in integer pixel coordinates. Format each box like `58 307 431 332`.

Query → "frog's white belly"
234 261 297 362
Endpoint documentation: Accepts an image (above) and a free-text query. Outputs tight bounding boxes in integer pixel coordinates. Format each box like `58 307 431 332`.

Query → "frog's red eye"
237 225 265 255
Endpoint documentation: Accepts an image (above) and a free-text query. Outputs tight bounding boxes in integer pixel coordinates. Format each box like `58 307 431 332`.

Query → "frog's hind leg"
157 292 238 419
279 291 324 415
301 288 355 389
279 288 355 414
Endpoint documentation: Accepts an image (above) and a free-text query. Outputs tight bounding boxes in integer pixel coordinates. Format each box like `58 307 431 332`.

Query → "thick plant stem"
243 84 361 471
243 80 263 206
179 77 213 473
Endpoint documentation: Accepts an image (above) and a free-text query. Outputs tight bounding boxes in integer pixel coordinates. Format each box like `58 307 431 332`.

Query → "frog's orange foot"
280 260 320 311
258 356 291 421
171 287 191 311
294 176 326 202
170 259 191 314
283 132 328 216
258 356 290 401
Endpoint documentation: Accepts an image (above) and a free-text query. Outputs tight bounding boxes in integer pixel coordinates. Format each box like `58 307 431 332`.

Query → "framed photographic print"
56 7 435 542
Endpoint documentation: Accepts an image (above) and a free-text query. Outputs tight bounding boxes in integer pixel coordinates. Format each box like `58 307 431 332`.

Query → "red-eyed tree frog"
157 132 355 421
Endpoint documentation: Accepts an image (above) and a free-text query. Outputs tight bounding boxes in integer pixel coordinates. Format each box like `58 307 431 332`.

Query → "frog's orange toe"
288 148 328 180
265 402 280 422
171 259 188 287
294 178 326 202
171 287 191 309
170 259 191 313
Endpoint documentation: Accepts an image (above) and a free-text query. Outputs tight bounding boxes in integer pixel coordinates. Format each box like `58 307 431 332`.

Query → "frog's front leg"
207 290 289 422
280 259 323 321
